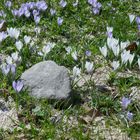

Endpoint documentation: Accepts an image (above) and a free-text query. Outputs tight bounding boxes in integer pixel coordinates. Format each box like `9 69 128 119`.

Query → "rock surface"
0 97 18 130
21 61 71 99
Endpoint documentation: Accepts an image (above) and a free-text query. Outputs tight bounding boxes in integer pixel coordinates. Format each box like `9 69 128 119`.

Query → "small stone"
21 61 71 99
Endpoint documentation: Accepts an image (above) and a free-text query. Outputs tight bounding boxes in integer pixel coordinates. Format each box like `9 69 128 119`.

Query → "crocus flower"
36 1 48 11
121 50 130 64
0 32 8 42
73 1 78 7
99 45 107 57
34 15 40 24
73 66 81 77
107 37 119 50
111 60 120 70
42 42 55 55
71 51 78 61
11 52 19 62
50 9 56 16
12 80 23 93
85 50 91 56
5 1 12 8
15 40 23 51
10 64 16 74
129 14 135 24
24 10 30 18
7 28 20 39
138 58 140 69
92 8 100 15
57 17 63 26
128 53 135 65
126 111 133 121
106 26 113 38
136 16 140 25
1 63 10 75
24 35 31 45
6 56 13 65
120 41 130 51
59 0 67 8
112 45 120 57
121 97 131 109
85 61 94 73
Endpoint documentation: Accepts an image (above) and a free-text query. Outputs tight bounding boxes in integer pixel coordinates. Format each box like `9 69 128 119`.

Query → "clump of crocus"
12 1 48 24
88 0 102 15
7 27 20 40
121 97 133 121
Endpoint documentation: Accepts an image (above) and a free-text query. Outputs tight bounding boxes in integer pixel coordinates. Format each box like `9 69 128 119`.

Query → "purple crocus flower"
85 50 91 56
36 1 48 11
121 97 131 109
126 111 133 121
0 32 8 42
5 1 12 8
57 17 63 26
88 0 97 5
92 8 100 14
12 80 23 93
33 10 39 17
59 0 67 8
12 9 19 17
136 16 140 25
107 32 113 38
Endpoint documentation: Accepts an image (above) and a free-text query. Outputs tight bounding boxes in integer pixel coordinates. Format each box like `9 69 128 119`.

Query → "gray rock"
21 61 71 99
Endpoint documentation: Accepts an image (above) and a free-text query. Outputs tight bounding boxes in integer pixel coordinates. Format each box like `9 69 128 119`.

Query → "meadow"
0 0 140 139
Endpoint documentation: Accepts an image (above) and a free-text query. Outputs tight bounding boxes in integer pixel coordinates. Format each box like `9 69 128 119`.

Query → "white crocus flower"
138 58 140 69
128 53 135 65
71 51 78 61
15 40 23 51
6 56 13 65
85 61 94 73
99 45 107 57
107 26 113 33
120 41 130 50
129 14 135 24
11 52 19 62
73 66 81 77
38 51 43 56
7 27 20 39
107 37 119 50
121 50 130 64
112 45 120 56
111 60 120 70
42 45 51 54
24 35 31 45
